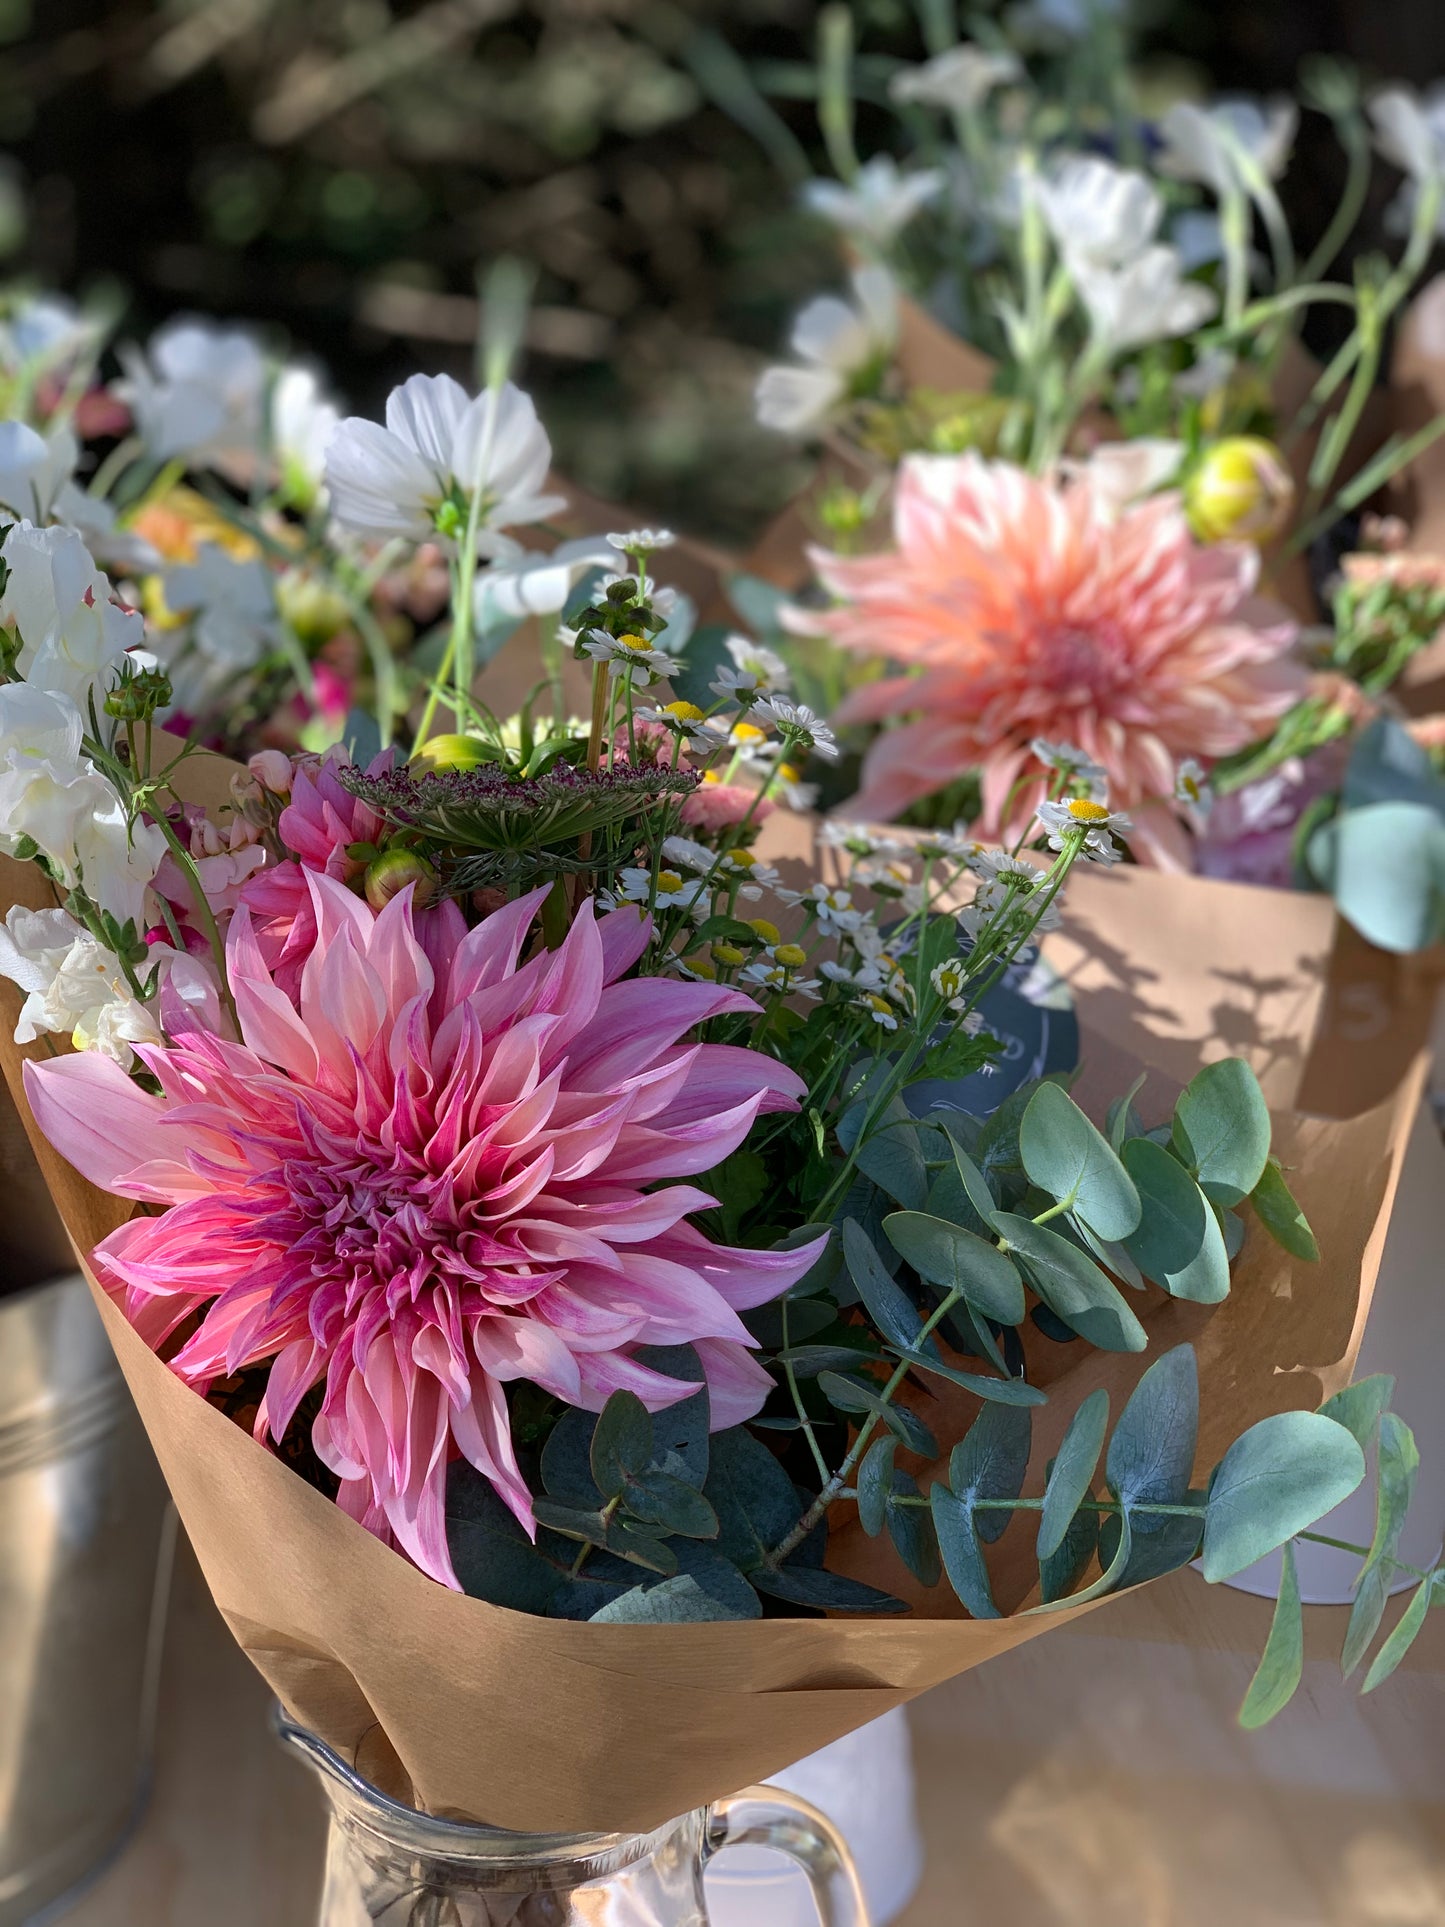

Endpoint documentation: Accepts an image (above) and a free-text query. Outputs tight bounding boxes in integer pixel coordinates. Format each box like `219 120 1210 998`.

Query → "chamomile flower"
820 820 906 861
611 866 710 917
607 528 676 557
710 634 792 703
1030 738 1107 784
856 992 902 1030
930 957 970 1006
744 918 781 946
636 700 713 742
754 754 819 810
777 881 861 935
741 953 822 999
753 697 839 762
911 824 981 864
1174 757 1213 814
713 847 780 892
1036 796 1132 862
580 630 681 685
969 851 1039 885
852 854 916 896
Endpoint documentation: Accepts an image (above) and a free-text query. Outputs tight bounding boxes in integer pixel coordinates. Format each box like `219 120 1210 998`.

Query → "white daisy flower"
710 633 792 701
613 865 711 918
1036 796 1131 862
855 991 902 1030
776 881 861 934
752 696 840 763
607 528 675 555
1174 757 1213 814
579 630 681 684
636 700 714 742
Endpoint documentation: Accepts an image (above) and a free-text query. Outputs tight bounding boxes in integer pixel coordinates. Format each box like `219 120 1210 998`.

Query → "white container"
704 1708 924 1926
1222 1090 1445 1603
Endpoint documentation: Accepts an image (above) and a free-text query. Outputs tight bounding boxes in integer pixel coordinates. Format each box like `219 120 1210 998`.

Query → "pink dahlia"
804 455 1304 866
26 877 820 1588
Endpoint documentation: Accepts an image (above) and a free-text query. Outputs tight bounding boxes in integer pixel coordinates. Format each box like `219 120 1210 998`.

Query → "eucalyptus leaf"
1171 1058 1272 1206
591 1549 762 1623
1319 1375 1395 1451
1020 1081 1141 1240
1107 1073 1148 1152
931 1483 998 1618
1070 1216 1145 1291
856 1105 930 1211
857 1435 898 1538
843 1217 926 1352
1037 1389 1109 1561
948 1402 1033 1545
884 1346 1047 1406
752 1565 908 1613
1344 1412 1421 1665
1239 1541 1305 1727
1362 1573 1440 1691
1309 801 1445 954
817 1372 938 1456
1201 1412 1366 1581
1040 1502 1100 1604
540 1407 603 1509
632 1345 710 1487
884 1211 1026 1326
1250 1158 1320 1263
1107 1345 1199 1522
1098 1501 1204 1586
887 1472 942 1588
621 1468 719 1540
1342 1564 1392 1681
590 1391 654 1502
1120 1136 1208 1278
1027 1504 1133 1614
995 1213 1147 1352
707 1427 804 1571
941 1127 1004 1229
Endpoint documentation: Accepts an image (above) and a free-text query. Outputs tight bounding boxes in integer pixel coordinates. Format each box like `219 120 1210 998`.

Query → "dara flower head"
801 453 1304 867
324 372 566 552
25 878 823 1588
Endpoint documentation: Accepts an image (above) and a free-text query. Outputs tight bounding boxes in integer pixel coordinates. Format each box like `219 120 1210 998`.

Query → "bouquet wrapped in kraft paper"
0 771 1428 1832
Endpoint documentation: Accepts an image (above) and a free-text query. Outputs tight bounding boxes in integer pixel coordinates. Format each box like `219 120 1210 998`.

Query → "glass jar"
275 1708 871 1927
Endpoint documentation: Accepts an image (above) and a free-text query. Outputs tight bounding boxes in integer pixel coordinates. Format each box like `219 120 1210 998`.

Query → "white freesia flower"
1156 98 1298 199
271 363 341 502
163 545 281 712
889 44 1022 114
756 264 899 436
0 296 103 379
0 521 141 705
1073 246 1217 354
802 156 945 248
325 372 565 550
117 317 268 468
1036 155 1163 269
0 684 166 923
475 535 615 624
0 420 77 520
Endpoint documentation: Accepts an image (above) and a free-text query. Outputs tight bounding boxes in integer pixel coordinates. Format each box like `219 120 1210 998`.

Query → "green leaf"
1250 1157 1320 1263
1071 1216 1145 1292
856 1104 930 1211
706 1428 804 1571
1107 1073 1148 1152
590 1391 654 1502
590 1548 762 1623
857 1435 897 1538
886 1473 942 1588
994 1214 1148 1352
1201 1412 1367 1581
1343 1564 1392 1681
1362 1573 1440 1691
843 1217 925 1352
1120 1136 1208 1278
540 1408 603 1508
948 1402 1033 1545
1309 801 1445 954
1099 1500 1205 1586
817 1372 938 1456
884 1346 1047 1406
941 1127 1004 1229
1027 1505 1133 1614
1038 1389 1110 1560
632 1345 710 1487
622 1468 719 1540
781 1343 887 1377
752 1565 908 1613
446 1465 571 1613
1239 1541 1305 1727
1318 1375 1395 1451
1020 1081 1141 1240
1107 1345 1199 1521
884 1211 1026 1327
1040 1503 1099 1604
1171 1058 1272 1206
530 1501 680 1576
931 1482 998 1617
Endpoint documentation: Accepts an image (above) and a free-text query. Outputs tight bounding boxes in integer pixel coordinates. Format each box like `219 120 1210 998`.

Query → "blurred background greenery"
5 0 1444 543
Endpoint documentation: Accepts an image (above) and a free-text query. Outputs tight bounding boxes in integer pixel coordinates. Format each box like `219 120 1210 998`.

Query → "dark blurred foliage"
2 1 1443 541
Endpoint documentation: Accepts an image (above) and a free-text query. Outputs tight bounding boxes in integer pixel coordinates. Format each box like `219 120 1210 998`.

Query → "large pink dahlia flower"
25 877 820 1588
804 455 1304 866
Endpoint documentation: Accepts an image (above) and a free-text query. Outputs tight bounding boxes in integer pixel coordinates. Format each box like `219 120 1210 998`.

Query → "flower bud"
412 733 490 772
1186 438 1295 546
364 848 438 911
248 749 294 796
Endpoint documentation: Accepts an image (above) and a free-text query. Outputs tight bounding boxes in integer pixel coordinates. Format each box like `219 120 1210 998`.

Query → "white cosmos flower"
756 264 899 436
1036 155 1163 269
325 372 565 550
0 296 104 380
889 44 1022 114
0 420 77 520
0 521 141 706
163 545 281 711
475 535 614 624
802 157 945 248
0 684 165 923
1156 98 1298 199
117 318 268 468
271 363 341 503
1073 246 1217 354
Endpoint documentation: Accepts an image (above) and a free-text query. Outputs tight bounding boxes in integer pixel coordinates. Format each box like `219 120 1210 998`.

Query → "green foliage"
994 1213 1147 1352
1201 1412 1365 1582
1120 1137 1228 1302
1250 1158 1320 1263
884 1210 1027 1326
1171 1059 1273 1207
1037 1389 1109 1561
1239 1543 1305 1729
1020 1081 1141 1241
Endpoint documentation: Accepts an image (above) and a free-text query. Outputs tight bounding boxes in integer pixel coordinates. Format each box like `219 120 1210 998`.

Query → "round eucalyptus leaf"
1201 1411 1365 1581
1020 1080 1141 1241
1170 1058 1271 1207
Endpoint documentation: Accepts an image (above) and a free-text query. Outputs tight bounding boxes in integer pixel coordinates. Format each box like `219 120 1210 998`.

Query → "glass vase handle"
705 1786 871 1926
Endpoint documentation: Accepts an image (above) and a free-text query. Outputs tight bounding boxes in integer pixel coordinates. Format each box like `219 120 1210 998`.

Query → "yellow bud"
746 918 780 945
413 733 490 772
1185 438 1294 546
711 943 746 967
773 943 808 969
681 953 716 980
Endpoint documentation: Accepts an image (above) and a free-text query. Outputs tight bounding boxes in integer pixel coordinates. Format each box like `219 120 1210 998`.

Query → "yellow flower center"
700 771 721 787
617 634 652 654
662 701 704 723
682 953 715 980
779 763 802 782
773 944 808 969
731 722 767 745
657 870 683 892
747 918 780 945
1067 799 1111 822
866 994 893 1015
711 943 746 967
723 849 757 870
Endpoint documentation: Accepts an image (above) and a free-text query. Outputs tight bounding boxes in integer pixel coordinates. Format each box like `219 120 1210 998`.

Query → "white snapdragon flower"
1156 98 1298 200
117 317 268 468
1073 246 1217 355
0 521 142 706
803 156 945 248
889 43 1022 114
271 363 341 503
1035 155 1163 270
0 906 163 1064
475 535 614 624
165 545 281 708
0 420 77 520
0 684 166 924
756 264 899 436
325 372 566 550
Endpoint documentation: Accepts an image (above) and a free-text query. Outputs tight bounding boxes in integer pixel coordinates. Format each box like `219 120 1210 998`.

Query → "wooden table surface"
61 1538 1445 1927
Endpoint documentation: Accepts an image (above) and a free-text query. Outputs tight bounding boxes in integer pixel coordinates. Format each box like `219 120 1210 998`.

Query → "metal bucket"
0 1272 175 1925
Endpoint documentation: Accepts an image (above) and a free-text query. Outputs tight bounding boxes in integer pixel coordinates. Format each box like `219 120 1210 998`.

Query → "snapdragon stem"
153 810 239 1035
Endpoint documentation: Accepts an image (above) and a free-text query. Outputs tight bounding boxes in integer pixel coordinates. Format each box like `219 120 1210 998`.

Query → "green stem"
153 811 239 1035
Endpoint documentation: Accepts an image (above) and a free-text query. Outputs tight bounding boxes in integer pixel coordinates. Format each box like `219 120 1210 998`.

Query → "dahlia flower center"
1037 621 1125 699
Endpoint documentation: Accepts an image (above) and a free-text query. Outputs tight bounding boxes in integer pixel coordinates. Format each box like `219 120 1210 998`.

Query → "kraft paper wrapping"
0 741 1431 1833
